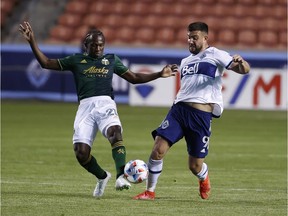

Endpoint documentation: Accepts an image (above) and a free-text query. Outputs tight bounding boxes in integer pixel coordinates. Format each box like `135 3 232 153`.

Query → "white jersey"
174 46 233 117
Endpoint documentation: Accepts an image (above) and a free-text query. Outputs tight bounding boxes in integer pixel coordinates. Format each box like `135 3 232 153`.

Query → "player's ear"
83 34 90 50
203 34 208 42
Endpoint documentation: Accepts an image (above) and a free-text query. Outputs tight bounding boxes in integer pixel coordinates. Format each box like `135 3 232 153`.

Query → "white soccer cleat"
93 171 111 197
115 174 131 191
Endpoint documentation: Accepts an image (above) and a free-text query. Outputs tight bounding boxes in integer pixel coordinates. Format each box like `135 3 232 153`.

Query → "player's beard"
189 43 201 55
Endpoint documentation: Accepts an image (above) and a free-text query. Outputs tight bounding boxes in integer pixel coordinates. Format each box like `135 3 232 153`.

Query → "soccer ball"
124 159 148 184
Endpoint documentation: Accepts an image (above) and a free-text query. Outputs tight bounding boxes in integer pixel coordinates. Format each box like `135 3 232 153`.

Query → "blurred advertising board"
1 44 287 110
130 65 287 110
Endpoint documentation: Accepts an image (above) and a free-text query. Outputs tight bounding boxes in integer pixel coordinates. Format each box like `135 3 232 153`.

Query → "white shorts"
72 96 122 146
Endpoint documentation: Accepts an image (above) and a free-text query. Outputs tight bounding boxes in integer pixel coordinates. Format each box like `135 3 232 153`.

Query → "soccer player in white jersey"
134 22 250 200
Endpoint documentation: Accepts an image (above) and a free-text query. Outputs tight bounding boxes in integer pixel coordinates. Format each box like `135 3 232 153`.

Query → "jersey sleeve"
214 48 233 69
114 55 129 75
57 55 76 71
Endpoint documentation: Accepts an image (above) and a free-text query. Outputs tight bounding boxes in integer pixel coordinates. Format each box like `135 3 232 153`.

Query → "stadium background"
1 0 287 111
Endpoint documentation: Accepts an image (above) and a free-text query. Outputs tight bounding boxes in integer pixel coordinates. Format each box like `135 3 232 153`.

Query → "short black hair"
188 22 208 34
84 29 105 46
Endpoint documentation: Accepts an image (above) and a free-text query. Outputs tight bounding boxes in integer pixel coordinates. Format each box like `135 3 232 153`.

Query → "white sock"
196 163 208 181
146 158 163 192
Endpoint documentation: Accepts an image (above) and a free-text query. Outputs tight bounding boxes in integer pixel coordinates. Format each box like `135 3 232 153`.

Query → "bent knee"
74 143 91 164
107 125 122 144
150 137 170 160
151 149 165 160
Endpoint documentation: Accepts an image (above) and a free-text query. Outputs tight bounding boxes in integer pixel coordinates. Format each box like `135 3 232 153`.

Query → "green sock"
112 146 126 179
82 155 106 179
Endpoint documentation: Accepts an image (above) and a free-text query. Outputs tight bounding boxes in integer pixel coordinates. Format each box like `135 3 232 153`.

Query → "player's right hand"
161 64 178 78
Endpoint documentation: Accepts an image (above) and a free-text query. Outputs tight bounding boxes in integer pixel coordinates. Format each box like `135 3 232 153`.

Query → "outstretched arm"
19 21 61 70
229 54 250 74
121 64 178 84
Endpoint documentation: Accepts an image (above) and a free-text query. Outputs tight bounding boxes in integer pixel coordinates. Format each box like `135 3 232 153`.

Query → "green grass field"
1 100 287 216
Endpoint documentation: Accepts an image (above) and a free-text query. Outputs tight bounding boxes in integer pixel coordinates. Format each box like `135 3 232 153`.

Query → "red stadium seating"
115 27 136 44
83 14 105 29
49 25 74 42
155 28 176 44
103 15 125 28
65 1 88 15
173 3 195 17
135 28 155 44
277 0 288 6
217 0 237 5
273 6 287 20
141 15 160 29
219 29 237 46
89 1 115 14
240 0 258 5
176 28 188 46
1 1 14 14
113 2 131 14
261 0 276 6
45 0 287 50
122 15 143 28
237 17 259 31
258 31 278 47
58 13 82 28
149 2 174 15
237 30 258 47
100 26 116 43
1 0 18 28
129 2 151 16
279 31 287 47
159 16 182 29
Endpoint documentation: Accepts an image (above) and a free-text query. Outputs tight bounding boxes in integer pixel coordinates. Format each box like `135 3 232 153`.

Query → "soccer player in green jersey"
19 21 178 197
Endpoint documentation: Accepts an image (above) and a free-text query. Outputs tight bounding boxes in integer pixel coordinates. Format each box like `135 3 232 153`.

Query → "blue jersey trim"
181 62 217 78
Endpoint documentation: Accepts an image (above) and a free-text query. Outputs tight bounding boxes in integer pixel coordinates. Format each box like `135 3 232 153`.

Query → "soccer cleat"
115 174 131 191
133 190 155 200
199 174 211 199
93 171 111 198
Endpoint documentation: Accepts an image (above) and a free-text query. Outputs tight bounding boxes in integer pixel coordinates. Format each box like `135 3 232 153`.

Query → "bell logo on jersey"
181 62 216 78
182 63 199 77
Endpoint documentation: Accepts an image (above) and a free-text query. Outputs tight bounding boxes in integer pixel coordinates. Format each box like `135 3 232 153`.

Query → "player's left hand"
19 21 34 43
232 54 244 64
231 54 250 74
161 64 178 77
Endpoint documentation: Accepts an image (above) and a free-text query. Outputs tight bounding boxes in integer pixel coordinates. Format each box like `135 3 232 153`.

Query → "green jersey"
58 53 128 101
